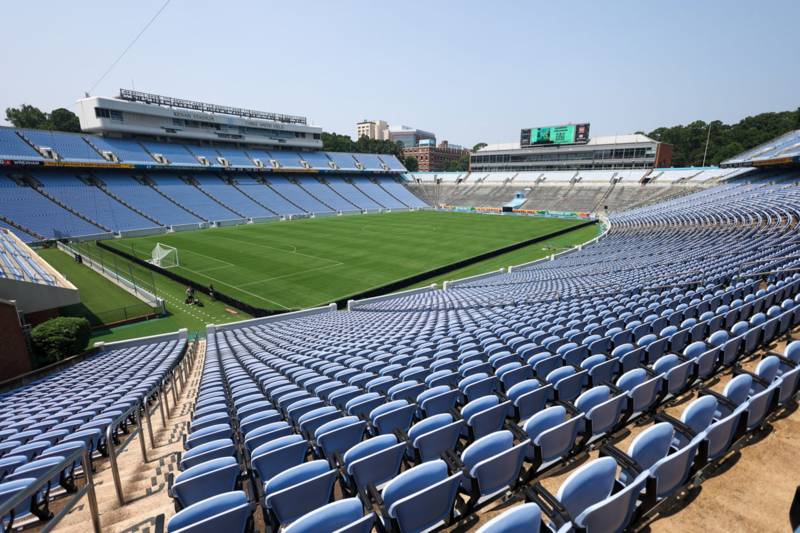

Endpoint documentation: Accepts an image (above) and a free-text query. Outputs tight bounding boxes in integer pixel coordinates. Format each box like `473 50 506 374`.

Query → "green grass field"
37 249 152 326
104 212 587 311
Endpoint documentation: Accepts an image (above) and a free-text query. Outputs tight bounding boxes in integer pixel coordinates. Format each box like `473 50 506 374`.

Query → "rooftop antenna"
702 123 712 167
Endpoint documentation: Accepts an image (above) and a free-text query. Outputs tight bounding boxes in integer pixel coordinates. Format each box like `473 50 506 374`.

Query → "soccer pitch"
105 211 590 310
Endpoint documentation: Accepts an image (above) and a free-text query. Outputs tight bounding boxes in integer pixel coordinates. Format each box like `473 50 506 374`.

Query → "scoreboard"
520 123 590 147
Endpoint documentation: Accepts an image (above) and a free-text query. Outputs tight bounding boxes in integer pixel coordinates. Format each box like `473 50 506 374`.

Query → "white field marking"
236 262 343 287
179 248 236 270
176 264 291 310
208 232 343 266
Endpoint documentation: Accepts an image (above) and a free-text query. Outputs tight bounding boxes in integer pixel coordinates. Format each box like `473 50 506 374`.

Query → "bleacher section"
150 174 239 222
0 230 56 285
295 176 358 212
327 152 360 171
378 176 428 208
351 177 407 209
233 177 304 216
0 177 105 239
88 137 158 165
157 178 800 532
33 171 154 232
722 129 800 166
326 176 383 210
0 129 42 161
19 130 104 163
267 177 334 214
192 175 274 219
99 173 203 226
141 142 202 167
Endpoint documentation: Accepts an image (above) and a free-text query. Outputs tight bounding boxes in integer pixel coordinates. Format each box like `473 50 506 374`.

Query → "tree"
647 108 800 166
403 156 419 172
5 104 48 129
30 316 91 366
48 108 81 132
5 104 81 132
472 142 487 153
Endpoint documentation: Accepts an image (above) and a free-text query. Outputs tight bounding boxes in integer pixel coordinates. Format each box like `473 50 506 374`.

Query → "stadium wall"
0 299 31 382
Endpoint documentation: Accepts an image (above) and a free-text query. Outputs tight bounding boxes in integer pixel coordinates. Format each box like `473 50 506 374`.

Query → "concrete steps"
52 341 206 532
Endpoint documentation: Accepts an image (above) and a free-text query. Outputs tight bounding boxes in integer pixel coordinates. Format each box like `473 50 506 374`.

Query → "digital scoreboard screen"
520 123 590 146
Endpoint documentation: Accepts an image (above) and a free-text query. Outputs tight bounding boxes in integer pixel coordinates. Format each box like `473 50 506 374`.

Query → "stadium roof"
478 133 657 152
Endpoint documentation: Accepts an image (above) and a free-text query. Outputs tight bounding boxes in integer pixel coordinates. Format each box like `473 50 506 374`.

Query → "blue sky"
1 0 797 146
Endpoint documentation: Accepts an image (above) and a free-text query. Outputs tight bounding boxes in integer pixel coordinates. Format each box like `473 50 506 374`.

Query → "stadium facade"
76 89 323 151
470 132 673 172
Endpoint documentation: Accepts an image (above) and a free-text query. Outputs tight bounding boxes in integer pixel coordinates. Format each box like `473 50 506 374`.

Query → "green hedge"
30 316 91 365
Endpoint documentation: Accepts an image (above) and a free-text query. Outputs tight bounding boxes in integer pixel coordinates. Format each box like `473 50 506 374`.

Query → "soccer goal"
150 243 179 268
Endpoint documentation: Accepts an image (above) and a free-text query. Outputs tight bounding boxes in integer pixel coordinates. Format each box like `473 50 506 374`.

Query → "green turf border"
96 218 598 314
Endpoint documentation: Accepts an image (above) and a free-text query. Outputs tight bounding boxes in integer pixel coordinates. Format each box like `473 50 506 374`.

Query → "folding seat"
0 455 26 482
574 386 626 442
167 490 253 533
341 434 405 498
283 498 374 533
581 354 617 387
665 395 717 449
546 366 586 403
774 367 800 408
168 456 240 510
8 441 49 462
345 393 385 419
476 502 541 533
369 399 416 435
179 439 236 470
616 368 662 417
6 454 71 498
740 387 776 434
453 430 528 511
189 412 230 434
772 340 800 376
652 354 693 397
461 395 510 439
407 414 464 463
297 406 340 439
458 373 500 403
610 343 641 373
243 421 293 455
0 477 49 529
315 416 367 461
506 379 552 421
416 386 459 417
527 456 646 533
387 381 425 403
327 386 362 410
496 362 533 391
251 434 308 490
262 460 337 529
521 405 583 475
372 459 462 533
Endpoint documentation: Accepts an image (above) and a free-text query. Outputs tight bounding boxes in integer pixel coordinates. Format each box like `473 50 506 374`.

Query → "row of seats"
0 337 188 530
164 274 800 531
0 229 56 285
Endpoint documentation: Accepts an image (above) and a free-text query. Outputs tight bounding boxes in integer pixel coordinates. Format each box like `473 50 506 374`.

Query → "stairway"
593 178 620 213
54 341 207 533
142 176 209 223
29 180 112 233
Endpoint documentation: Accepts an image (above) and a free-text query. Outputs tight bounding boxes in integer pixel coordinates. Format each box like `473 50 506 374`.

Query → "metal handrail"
0 447 100 533
105 401 147 506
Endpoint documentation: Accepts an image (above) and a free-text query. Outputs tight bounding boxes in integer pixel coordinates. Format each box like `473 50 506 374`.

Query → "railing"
105 337 199 505
0 447 101 533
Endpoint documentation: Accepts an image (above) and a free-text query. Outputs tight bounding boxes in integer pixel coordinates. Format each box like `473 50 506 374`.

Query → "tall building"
470 124 672 172
356 119 389 140
388 125 436 148
403 140 470 172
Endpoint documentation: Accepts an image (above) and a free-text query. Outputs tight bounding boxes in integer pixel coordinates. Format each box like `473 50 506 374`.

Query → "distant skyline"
1 0 798 147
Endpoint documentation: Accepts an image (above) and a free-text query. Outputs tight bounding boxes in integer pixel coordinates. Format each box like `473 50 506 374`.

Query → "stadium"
1 3 800 533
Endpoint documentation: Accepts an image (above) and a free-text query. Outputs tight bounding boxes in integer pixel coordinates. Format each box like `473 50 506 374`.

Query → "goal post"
150 243 179 268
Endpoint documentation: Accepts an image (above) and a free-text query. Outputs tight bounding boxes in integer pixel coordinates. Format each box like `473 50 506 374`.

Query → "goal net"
151 243 179 268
